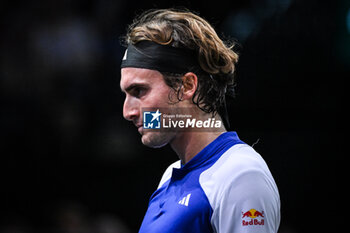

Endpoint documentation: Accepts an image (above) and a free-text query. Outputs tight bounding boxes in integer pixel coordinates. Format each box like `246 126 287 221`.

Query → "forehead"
120 68 164 91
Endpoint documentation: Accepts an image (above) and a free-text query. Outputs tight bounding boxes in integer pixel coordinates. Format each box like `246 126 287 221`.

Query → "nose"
123 96 139 122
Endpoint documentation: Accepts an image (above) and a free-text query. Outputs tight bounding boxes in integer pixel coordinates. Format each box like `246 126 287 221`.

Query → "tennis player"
120 9 280 233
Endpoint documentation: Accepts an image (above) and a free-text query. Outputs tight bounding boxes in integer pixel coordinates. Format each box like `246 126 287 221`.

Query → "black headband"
120 41 200 74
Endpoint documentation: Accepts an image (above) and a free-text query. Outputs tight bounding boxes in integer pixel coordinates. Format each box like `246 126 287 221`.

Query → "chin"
141 131 173 148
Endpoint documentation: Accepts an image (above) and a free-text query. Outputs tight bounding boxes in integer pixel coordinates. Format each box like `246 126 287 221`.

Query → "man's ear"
181 72 198 100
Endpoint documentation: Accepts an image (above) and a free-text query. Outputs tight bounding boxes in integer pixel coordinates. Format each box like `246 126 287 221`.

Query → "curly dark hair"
124 9 239 126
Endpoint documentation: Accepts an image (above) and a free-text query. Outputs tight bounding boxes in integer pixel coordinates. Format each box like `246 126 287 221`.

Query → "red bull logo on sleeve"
242 209 265 226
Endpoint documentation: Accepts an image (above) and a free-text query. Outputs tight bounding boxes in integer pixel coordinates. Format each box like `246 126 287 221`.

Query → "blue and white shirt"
139 132 280 233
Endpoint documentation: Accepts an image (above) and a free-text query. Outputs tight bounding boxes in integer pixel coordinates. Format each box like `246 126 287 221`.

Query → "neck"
170 130 226 165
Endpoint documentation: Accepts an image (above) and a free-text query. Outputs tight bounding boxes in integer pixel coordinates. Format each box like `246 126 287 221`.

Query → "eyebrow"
121 83 148 93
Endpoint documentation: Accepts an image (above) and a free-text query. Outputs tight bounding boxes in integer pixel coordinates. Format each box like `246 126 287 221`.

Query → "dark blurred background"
0 0 347 232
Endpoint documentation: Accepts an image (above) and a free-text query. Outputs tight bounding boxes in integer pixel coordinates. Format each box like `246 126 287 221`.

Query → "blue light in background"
346 8 350 34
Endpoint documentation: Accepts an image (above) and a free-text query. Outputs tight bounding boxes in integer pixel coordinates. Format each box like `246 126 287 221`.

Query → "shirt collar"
180 131 244 171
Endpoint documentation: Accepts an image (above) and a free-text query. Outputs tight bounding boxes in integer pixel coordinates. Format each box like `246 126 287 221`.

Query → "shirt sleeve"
211 170 280 233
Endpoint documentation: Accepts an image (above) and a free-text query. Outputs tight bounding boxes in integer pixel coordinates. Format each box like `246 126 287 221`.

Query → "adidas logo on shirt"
178 194 191 206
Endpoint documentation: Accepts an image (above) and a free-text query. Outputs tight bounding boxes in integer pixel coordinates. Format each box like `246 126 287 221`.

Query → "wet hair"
124 8 239 119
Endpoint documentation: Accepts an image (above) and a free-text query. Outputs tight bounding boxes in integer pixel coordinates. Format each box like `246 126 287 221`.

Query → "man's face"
120 67 177 148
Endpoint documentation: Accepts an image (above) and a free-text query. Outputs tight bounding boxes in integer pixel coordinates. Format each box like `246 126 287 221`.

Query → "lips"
135 123 143 134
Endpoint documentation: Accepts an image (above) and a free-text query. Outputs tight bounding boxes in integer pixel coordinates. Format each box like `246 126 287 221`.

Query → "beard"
141 130 175 148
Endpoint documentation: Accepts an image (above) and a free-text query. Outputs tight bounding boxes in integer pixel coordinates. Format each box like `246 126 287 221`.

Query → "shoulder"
200 143 272 186
157 160 181 189
200 144 280 232
199 143 279 208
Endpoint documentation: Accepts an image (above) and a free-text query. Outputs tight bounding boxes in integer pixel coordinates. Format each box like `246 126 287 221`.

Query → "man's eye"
131 87 146 98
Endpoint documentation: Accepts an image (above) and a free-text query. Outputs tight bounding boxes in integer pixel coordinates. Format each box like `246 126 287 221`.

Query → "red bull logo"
242 209 265 226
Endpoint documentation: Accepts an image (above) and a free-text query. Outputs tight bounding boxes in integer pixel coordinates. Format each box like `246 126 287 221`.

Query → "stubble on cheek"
140 130 175 148
138 83 178 148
